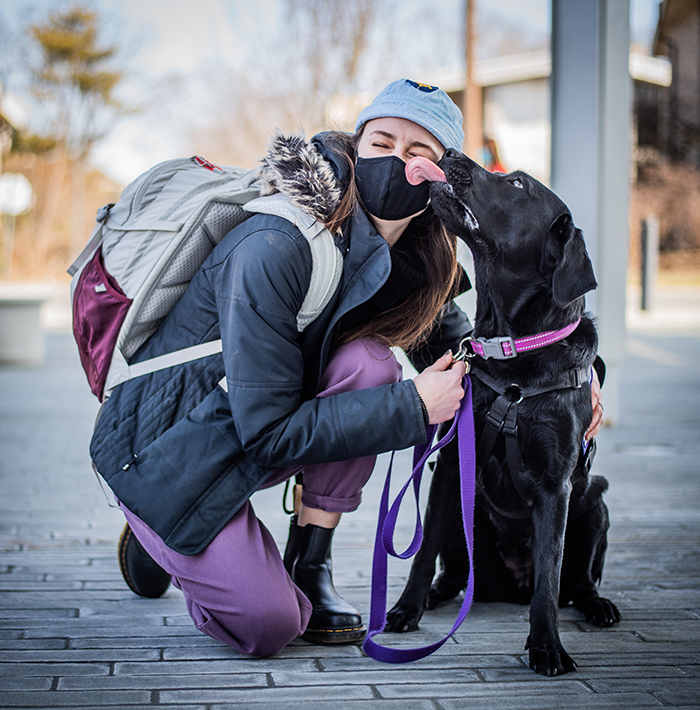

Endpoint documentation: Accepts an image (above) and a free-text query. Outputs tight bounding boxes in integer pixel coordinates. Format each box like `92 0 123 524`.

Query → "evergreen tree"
29 5 123 160
26 5 126 257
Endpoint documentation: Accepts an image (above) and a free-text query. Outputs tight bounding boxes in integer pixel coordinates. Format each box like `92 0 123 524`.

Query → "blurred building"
652 0 700 168
426 49 671 184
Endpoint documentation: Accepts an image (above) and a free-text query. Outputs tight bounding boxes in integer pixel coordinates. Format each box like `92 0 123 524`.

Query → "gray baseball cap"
355 78 464 152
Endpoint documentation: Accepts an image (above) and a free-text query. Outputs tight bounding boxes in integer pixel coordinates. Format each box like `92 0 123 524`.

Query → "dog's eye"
511 178 524 189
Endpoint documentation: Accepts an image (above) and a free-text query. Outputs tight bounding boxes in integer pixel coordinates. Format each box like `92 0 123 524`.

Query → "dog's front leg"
527 482 577 676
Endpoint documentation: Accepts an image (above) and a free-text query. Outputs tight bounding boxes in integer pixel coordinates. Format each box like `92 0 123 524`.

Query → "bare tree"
185 0 391 167
279 0 386 127
284 0 376 90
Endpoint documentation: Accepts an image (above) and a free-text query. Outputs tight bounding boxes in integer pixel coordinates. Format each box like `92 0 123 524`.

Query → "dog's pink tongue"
405 156 447 185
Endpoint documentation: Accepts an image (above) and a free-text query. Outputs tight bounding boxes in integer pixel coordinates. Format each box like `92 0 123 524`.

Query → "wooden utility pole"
463 0 482 158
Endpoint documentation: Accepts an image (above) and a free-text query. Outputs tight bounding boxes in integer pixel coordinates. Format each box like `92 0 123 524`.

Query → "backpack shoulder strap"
243 193 343 332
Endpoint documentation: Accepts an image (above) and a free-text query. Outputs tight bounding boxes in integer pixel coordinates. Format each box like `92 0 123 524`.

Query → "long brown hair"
321 130 460 353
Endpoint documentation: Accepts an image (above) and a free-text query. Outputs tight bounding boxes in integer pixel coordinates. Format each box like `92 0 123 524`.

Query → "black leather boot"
287 521 365 644
283 515 303 574
118 524 172 598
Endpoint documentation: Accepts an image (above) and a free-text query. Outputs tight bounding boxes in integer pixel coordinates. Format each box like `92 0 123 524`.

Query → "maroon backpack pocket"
72 247 132 401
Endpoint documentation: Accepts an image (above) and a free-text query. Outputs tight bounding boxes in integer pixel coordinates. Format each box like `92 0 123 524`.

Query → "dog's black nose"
444 148 461 159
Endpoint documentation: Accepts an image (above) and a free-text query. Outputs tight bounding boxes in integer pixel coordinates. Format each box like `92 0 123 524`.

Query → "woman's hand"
413 351 466 424
586 367 604 441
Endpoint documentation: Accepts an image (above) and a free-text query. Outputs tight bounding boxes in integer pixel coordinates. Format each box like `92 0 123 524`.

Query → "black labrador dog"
386 151 621 675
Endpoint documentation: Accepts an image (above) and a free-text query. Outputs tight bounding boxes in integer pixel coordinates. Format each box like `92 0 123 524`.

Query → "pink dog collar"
458 318 582 361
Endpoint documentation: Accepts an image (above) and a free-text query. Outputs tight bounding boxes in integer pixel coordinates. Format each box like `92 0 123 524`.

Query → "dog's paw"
525 635 577 676
385 604 424 633
578 596 621 627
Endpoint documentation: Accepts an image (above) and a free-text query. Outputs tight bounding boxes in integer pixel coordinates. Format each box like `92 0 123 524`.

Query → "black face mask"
355 155 430 221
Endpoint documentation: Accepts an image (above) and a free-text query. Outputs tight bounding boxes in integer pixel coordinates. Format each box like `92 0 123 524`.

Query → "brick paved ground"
0 287 699 709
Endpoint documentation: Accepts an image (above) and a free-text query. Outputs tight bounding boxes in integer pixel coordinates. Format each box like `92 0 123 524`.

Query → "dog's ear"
548 213 597 307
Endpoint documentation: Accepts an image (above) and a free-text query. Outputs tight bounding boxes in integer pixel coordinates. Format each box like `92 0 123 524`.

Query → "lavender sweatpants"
120 338 403 657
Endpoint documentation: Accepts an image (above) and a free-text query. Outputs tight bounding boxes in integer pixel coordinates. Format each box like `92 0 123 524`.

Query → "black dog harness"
470 366 591 509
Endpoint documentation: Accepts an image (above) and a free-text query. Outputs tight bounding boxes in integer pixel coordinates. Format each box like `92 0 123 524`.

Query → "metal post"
551 0 631 426
641 216 659 311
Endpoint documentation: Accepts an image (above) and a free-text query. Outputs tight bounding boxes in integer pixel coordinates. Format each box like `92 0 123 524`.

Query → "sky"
1 0 663 185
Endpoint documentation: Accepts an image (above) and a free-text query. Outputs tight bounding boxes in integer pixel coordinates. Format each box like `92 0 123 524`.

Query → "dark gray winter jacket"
90 132 471 554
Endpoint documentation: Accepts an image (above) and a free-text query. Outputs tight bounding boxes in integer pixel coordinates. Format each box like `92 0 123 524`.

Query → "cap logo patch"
407 79 439 93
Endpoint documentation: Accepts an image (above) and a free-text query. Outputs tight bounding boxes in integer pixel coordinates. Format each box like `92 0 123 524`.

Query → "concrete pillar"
0 295 47 366
551 0 632 425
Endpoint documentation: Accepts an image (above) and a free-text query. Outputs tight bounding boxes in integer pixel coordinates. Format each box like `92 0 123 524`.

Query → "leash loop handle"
363 376 477 663
380 419 456 558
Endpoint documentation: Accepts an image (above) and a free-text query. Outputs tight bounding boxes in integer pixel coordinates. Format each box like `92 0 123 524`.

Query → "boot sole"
118 525 142 596
301 625 366 645
118 524 171 598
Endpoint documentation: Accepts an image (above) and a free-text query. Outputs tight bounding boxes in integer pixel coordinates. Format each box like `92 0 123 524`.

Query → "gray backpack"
68 155 343 401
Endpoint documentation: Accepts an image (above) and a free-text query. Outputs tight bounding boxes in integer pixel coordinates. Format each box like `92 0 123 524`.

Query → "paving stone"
550 652 700 671
0 707 205 710
614 609 698 621
211 703 435 710
272 668 480 686
438 693 664 709
25 626 206 640
451 629 645 655
655 691 700 706
377 678 591 698
160 685 375 703
320 654 524 671
0 608 77 619
587 677 700 694
0 649 160 662
0 639 67 650
114 658 317 675
0 678 53 691
0 662 111 676
0 631 22 640
162 644 364 660
58 672 269 690
0 616 168 630
0 690 152 706
632 621 700 642
0 582 84 591
70 635 219 649
482 664 689 682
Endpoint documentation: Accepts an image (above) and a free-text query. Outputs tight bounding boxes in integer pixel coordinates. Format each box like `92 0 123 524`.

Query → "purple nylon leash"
362 376 477 663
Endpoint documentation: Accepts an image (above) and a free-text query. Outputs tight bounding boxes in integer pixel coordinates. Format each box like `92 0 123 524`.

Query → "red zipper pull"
193 155 223 172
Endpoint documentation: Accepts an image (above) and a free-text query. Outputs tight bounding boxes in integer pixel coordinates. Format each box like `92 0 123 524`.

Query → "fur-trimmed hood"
257 131 345 224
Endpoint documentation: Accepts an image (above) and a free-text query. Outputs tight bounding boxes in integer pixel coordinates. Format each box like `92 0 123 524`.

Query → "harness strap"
471 366 589 399
476 393 532 505
471 366 590 507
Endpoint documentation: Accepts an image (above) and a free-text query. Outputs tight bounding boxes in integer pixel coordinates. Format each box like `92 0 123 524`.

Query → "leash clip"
454 336 477 363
